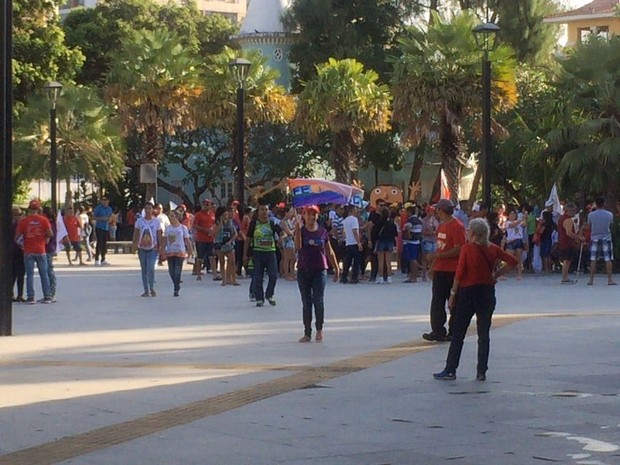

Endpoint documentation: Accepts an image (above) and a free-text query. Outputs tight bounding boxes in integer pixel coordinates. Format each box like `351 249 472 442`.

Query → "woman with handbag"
433 218 518 382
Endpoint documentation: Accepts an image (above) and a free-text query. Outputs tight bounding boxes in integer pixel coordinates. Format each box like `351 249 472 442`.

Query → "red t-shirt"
456 242 518 287
16 214 51 254
433 218 466 272
193 210 215 243
64 215 81 242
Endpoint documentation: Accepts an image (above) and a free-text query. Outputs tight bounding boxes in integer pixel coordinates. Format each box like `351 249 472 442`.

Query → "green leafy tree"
200 47 296 194
13 0 84 104
283 0 413 87
391 11 517 200
14 85 125 206
548 36 620 202
296 58 392 184
63 0 236 85
106 28 204 200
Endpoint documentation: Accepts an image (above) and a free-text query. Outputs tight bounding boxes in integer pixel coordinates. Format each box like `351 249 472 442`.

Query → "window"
578 26 609 43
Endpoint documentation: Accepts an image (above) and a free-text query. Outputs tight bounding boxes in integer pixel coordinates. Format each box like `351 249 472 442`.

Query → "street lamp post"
1 0 13 336
473 22 499 210
44 81 62 214
228 58 251 212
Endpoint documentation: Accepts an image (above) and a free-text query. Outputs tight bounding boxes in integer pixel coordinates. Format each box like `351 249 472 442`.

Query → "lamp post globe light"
44 81 63 214
473 22 499 210
228 58 251 212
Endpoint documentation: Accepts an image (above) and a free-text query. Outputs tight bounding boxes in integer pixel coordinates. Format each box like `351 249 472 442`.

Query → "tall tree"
14 85 125 206
283 0 414 87
548 36 620 202
63 0 236 85
296 58 392 184
13 0 84 104
391 11 517 200
106 28 204 200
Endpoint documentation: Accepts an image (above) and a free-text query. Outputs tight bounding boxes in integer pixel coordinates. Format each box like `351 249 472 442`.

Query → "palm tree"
106 28 204 200
14 85 125 207
296 58 392 184
391 11 517 200
549 36 620 202
199 47 296 194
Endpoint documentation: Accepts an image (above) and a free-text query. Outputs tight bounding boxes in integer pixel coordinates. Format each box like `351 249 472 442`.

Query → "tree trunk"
439 116 461 201
332 131 356 184
467 160 482 208
64 178 73 210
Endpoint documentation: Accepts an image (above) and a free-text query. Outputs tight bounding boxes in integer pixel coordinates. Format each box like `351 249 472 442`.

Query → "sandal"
298 335 311 343
315 330 323 342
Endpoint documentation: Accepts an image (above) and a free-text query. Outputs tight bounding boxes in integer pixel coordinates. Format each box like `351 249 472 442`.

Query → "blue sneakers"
433 370 456 380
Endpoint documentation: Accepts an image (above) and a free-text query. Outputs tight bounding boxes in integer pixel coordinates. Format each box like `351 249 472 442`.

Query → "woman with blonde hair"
433 218 517 382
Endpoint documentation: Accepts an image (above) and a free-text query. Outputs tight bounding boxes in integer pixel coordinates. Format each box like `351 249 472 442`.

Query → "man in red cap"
15 199 53 304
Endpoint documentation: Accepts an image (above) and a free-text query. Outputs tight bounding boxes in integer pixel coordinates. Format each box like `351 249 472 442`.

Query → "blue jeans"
24 253 51 300
46 252 57 298
252 250 278 302
297 269 327 337
167 256 184 292
138 248 158 292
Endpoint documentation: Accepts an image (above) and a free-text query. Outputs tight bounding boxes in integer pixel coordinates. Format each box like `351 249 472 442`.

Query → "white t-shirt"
136 217 163 250
342 215 360 246
157 213 171 229
505 220 523 242
164 224 190 255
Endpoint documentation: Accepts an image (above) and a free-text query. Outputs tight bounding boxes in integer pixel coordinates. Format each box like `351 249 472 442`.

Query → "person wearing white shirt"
132 202 164 297
340 206 363 284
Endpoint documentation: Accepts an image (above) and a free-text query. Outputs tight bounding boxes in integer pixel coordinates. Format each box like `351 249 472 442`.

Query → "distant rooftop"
545 0 620 22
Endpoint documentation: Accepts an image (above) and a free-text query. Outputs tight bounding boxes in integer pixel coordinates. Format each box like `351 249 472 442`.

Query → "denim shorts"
505 239 524 251
421 240 436 254
375 240 394 253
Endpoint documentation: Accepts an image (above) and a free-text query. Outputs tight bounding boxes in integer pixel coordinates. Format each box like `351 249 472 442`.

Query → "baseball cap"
304 205 320 214
28 199 41 210
434 199 454 213
179 204 186 210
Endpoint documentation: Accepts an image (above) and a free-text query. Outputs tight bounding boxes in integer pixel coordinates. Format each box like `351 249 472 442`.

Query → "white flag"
546 183 562 216
169 201 178 211
56 210 69 252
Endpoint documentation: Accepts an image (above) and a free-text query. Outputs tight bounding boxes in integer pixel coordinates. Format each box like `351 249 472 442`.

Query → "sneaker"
26 297 36 304
433 370 456 380
250 296 256 302
476 372 487 382
95 260 101 266
375 279 383 284
315 330 323 342
141 292 149 297
101 260 110 266
150 290 156 297
37 298 53 304
256 301 264 307
422 332 450 342
173 291 179 297
298 335 311 343
267 297 277 306
386 276 392 284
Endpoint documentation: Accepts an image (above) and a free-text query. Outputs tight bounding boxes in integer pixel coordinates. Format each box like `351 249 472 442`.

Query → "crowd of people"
11 192 619 378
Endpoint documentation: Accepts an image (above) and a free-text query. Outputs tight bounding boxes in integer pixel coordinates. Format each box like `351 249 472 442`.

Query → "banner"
546 183 562 216
287 178 364 208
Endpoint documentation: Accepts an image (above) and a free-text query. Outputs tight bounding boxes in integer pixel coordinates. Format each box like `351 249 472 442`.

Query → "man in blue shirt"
93 196 113 265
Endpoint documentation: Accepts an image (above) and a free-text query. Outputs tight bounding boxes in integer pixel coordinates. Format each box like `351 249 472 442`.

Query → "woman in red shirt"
433 218 518 382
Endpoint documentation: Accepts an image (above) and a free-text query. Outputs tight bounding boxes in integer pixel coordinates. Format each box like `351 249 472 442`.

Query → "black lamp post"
228 58 251 211
44 81 62 214
473 22 499 210
1 0 13 336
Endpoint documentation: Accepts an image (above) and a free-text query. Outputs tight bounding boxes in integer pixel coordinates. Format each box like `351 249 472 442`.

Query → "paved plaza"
0 254 619 465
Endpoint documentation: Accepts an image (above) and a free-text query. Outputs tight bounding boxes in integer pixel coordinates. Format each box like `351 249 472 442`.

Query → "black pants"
297 269 327 337
430 271 455 336
94 228 108 262
445 284 496 375
341 245 361 282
